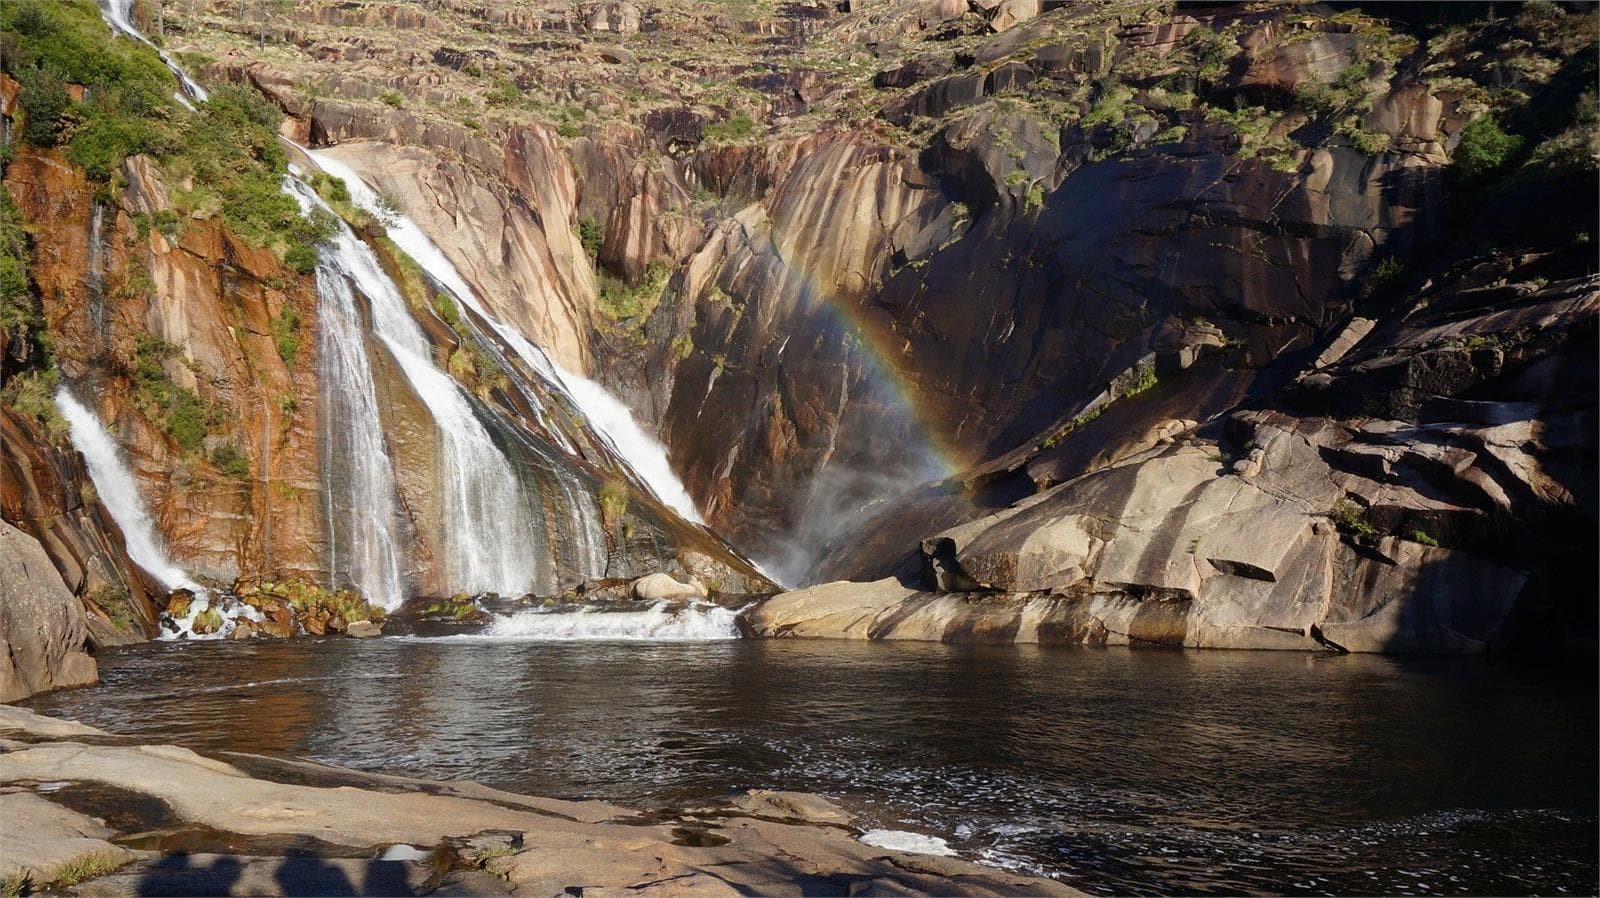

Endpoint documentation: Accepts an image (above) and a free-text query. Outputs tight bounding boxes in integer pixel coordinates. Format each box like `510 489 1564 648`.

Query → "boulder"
630 573 707 601
0 521 98 702
987 0 1039 33
585 1 640 34
730 790 853 825
257 618 294 639
345 620 383 638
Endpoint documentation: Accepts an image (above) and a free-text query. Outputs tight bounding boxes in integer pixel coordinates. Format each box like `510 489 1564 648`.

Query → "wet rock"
0 521 98 701
0 706 1081 896
165 590 195 620
191 607 224 636
346 620 383 638
257 619 294 639
730 789 853 825
744 580 924 639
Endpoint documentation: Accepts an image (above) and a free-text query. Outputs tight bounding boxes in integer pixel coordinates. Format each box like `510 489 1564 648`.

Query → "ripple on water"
22 639 1598 896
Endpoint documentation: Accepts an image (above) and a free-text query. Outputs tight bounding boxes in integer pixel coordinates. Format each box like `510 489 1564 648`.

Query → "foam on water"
859 830 957 856
429 602 743 642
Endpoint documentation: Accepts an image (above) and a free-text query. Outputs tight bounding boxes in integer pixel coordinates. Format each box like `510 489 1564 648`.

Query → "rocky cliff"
0 0 771 682
1 0 1594 663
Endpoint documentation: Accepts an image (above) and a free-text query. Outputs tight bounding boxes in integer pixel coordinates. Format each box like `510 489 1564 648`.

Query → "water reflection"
27 640 1597 896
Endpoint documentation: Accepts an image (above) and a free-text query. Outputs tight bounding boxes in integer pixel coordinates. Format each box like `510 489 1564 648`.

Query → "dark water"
26 639 1599 896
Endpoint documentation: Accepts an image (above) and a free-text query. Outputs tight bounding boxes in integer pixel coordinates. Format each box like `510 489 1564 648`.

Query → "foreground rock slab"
0 706 1080 896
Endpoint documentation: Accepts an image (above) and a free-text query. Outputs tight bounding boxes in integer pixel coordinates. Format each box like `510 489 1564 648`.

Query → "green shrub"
597 263 670 321
0 186 38 337
484 79 522 107
306 171 352 205
1 368 67 437
211 442 250 477
1454 115 1524 181
704 113 755 142
283 243 317 274
432 293 462 330
598 478 628 521
271 307 301 363
131 335 212 454
153 209 179 238
1124 361 1157 398
1330 499 1380 538
578 217 603 260
1409 529 1440 547
379 89 404 108
16 66 71 146
375 190 404 221
1364 255 1406 295
166 391 208 453
66 113 160 179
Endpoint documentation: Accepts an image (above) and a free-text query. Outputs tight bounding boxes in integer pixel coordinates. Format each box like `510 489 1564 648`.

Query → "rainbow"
734 228 973 485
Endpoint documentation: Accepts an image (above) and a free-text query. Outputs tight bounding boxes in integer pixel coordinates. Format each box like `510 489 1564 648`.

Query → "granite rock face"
1 1 1593 654
154 0 1593 589
0 520 97 701
792 268 1597 655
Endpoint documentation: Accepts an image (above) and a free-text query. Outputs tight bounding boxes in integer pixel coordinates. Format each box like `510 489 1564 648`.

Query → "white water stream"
288 179 541 597
55 387 257 639
302 151 705 525
426 601 742 642
56 387 197 594
305 228 406 609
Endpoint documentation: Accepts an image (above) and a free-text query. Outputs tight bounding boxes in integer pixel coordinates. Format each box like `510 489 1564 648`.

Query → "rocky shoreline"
0 705 1080 897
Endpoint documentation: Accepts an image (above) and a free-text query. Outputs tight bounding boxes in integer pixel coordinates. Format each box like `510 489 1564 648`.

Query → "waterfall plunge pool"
25 639 1597 896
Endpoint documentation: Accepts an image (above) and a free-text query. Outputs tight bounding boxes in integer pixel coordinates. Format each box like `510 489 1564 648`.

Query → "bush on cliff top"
0 1 321 269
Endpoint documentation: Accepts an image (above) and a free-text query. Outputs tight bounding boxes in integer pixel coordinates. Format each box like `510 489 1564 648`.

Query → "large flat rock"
0 705 1083 896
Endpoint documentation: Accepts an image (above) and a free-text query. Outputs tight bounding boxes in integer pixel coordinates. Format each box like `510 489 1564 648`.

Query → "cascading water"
287 180 544 597
56 387 198 593
303 151 705 526
100 0 209 105
424 601 744 642
90 3 701 608
306 242 406 609
86 203 107 334
55 387 256 639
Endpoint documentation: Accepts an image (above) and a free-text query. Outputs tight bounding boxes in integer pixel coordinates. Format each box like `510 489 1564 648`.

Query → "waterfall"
86 203 107 334
56 387 198 594
309 250 406 609
56 387 263 639
92 2 618 597
287 180 542 596
99 0 209 103
302 150 705 525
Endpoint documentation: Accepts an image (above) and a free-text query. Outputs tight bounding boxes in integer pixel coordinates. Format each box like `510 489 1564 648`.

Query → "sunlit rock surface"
0 705 1083 897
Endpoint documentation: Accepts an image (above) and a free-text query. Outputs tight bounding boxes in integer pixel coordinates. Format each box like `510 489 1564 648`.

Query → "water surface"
26 639 1597 896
